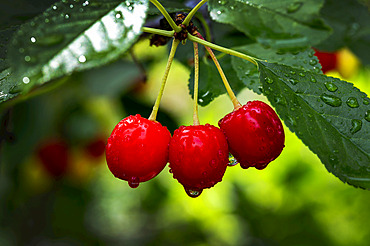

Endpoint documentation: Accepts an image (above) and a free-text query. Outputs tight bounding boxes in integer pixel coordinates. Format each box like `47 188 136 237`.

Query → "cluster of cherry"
105 100 284 198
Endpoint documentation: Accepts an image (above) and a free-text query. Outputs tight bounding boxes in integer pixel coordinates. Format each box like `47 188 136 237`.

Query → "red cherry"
37 139 70 178
105 114 171 188
84 137 106 159
169 124 229 197
218 101 284 170
314 49 338 73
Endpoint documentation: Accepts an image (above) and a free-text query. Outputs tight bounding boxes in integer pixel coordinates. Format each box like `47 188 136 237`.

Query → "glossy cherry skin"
105 114 171 188
169 124 229 196
219 101 284 170
314 49 338 73
37 139 70 178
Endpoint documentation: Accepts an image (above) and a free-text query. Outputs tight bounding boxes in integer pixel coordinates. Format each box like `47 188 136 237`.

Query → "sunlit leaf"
7 0 148 98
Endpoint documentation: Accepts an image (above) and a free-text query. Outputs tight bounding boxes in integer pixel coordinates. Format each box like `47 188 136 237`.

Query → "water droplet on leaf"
346 97 359 108
324 82 338 92
350 119 362 134
365 110 370 122
320 93 342 107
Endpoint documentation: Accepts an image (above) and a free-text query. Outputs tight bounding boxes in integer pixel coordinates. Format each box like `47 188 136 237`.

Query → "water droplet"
310 77 317 83
309 59 317 65
82 1 89 6
350 119 362 134
274 95 287 105
288 78 298 85
24 56 31 62
115 11 123 19
265 77 273 84
209 159 216 168
52 5 58 10
23 77 30 84
287 2 303 13
346 97 359 108
216 10 222 15
365 110 370 122
287 116 297 126
363 99 369 105
290 71 296 75
69 4 74 8
65 14 70 19
185 188 202 198
299 72 305 77
78 55 86 63
228 153 238 166
324 82 338 92
128 177 140 188
320 93 342 107
30 37 36 43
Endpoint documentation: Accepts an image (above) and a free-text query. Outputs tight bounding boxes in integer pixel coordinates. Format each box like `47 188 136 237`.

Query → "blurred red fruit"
314 49 338 73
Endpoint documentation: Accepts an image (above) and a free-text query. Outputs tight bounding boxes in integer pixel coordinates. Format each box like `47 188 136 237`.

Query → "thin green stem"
149 0 181 32
193 42 200 125
183 0 208 27
141 27 174 37
193 33 241 109
149 39 180 121
188 34 259 66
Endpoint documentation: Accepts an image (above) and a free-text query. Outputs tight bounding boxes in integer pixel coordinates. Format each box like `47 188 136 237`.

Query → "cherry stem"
149 0 182 33
195 33 242 110
183 0 208 27
188 33 259 66
142 27 174 37
193 42 200 126
148 39 180 121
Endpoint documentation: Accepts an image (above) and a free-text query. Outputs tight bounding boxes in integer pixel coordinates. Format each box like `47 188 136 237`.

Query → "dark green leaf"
208 0 330 50
315 0 370 64
0 69 20 104
258 61 370 189
231 44 322 94
7 0 148 99
189 54 244 106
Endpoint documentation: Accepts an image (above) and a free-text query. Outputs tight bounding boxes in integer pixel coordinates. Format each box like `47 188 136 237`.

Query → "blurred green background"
0 41 369 246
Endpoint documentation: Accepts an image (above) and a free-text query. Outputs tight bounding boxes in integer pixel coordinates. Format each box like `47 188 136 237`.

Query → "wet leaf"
258 61 370 189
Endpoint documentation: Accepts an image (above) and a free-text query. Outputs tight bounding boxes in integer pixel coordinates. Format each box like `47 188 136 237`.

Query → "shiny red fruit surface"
169 124 229 197
314 49 338 73
219 101 285 170
106 114 171 188
37 139 70 178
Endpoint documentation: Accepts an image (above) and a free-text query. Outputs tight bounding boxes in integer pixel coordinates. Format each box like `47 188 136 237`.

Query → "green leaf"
7 0 148 98
257 61 370 189
315 0 370 64
208 0 331 50
0 68 20 104
188 55 244 106
231 43 322 94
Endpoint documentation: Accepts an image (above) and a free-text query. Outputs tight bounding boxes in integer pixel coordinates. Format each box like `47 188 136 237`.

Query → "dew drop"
287 116 297 126
274 95 287 106
82 1 89 6
350 119 362 134
320 93 342 107
288 78 298 85
324 82 338 92
30 37 36 43
52 5 58 10
290 71 296 75
185 188 202 198
228 153 238 166
346 97 359 108
65 14 70 19
287 2 303 13
24 56 31 62
310 77 317 83
78 55 86 63
115 11 123 19
209 159 217 168
299 72 305 77
365 110 370 122
128 177 140 188
23 77 30 84
363 99 369 105
309 59 317 65
216 10 222 15
265 77 273 84
70 4 74 8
